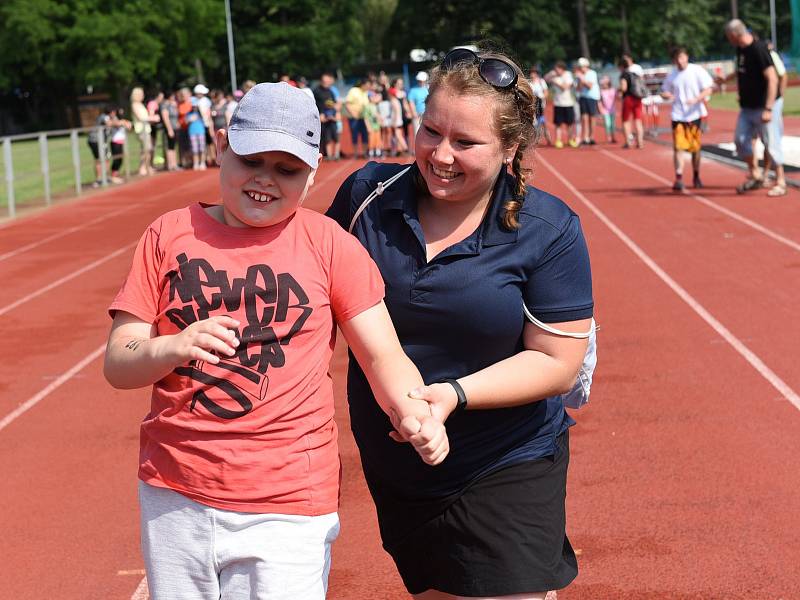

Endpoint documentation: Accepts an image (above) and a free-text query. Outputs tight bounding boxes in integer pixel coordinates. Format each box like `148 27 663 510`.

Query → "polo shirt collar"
378 163 520 248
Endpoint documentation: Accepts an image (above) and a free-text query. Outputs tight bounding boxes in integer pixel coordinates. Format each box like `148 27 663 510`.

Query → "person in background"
575 58 600 145
344 79 370 159
389 78 410 156
87 104 114 187
176 87 193 169
760 41 788 197
327 46 593 600
193 84 214 166
725 19 780 195
618 55 646 149
660 47 714 191
159 91 180 172
225 89 244 126
109 107 132 184
545 61 577 148
130 87 158 176
407 71 430 139
186 96 207 170
528 68 552 146
313 72 341 160
364 90 384 159
598 76 617 143
297 76 315 100
210 90 229 166
147 92 165 170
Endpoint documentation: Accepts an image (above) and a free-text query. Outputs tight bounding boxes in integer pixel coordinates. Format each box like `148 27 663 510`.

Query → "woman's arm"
104 310 240 389
339 302 449 465
410 318 591 422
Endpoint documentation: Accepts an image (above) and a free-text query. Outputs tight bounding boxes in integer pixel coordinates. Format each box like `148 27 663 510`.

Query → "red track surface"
1 113 799 599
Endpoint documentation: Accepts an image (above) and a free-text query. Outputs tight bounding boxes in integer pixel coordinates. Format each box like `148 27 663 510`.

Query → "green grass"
709 85 800 116
0 132 152 214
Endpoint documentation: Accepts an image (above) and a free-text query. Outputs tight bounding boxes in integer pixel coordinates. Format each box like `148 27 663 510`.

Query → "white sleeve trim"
523 303 595 339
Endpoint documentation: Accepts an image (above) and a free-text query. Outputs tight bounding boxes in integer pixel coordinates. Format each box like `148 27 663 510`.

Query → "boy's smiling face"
215 130 319 228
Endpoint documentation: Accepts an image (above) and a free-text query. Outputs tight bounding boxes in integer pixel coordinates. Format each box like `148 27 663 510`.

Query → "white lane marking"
130 576 149 600
0 344 105 432
539 154 800 412
0 242 136 317
599 149 800 253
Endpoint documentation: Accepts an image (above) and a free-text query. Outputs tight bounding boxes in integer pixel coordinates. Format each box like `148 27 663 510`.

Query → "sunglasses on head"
441 48 519 90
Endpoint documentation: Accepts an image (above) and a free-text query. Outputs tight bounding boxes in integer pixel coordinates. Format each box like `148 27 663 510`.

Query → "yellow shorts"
672 120 702 153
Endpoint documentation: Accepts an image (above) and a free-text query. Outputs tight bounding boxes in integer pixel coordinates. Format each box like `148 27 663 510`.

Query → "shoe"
587 139 597 145
621 143 631 149
693 176 703 189
554 140 564 149
568 139 580 148
91 180 101 188
736 178 764 194
767 184 787 197
110 176 124 184
672 180 685 192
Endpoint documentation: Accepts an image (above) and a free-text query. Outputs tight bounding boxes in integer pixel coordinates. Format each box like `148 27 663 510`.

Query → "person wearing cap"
575 57 600 145
104 82 449 600
194 84 215 166
407 71 430 140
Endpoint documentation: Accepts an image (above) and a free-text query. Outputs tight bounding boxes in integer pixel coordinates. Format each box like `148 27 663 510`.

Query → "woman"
388 80 409 156
327 47 593 599
130 87 158 176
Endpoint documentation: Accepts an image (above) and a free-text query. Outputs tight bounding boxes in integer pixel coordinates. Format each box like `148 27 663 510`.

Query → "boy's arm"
104 310 240 389
338 302 449 466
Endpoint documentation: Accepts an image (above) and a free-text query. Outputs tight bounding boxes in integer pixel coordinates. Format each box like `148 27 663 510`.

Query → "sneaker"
588 139 597 145
672 180 684 192
735 178 764 194
91 180 101 188
692 175 703 189
554 140 564 149
568 139 580 148
110 176 124 184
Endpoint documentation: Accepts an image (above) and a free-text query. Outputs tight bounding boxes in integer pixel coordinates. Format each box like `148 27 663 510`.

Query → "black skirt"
364 431 577 596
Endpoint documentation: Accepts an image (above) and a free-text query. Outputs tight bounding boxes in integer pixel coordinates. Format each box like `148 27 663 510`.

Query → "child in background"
109 108 131 184
104 83 448 600
187 96 207 170
599 76 617 143
365 91 383 158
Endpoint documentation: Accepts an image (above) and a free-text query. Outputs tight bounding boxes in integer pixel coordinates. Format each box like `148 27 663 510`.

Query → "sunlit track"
539 153 800 412
600 149 800 253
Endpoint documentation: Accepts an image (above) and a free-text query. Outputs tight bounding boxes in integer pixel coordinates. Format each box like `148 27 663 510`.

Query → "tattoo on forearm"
124 339 144 351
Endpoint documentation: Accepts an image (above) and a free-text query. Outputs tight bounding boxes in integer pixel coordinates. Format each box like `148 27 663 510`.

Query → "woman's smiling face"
415 90 508 205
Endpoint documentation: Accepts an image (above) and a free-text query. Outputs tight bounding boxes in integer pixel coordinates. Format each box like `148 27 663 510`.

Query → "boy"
104 83 448 600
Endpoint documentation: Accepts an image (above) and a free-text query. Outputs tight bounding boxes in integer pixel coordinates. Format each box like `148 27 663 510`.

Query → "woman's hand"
407 383 459 423
389 414 450 466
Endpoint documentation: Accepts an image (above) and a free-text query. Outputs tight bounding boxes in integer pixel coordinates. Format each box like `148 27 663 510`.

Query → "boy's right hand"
162 316 240 366
390 415 449 466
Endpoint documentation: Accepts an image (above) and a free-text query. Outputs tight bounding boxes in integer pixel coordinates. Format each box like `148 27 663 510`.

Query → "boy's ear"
215 129 229 164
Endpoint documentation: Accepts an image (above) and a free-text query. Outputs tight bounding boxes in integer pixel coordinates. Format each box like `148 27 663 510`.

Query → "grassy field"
709 85 800 116
0 133 148 215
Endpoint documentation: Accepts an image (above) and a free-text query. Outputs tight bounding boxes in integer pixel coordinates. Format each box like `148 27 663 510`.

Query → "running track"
1 118 799 599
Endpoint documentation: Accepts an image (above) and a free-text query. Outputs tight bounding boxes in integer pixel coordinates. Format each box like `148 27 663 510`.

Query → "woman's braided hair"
425 48 539 230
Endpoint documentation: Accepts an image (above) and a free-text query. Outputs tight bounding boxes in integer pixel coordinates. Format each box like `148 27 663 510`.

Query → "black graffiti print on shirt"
166 253 312 420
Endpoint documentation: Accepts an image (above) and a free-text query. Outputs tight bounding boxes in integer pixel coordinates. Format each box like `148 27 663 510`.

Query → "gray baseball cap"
228 82 321 168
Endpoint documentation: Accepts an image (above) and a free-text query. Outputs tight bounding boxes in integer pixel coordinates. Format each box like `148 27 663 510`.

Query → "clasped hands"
387 382 461 467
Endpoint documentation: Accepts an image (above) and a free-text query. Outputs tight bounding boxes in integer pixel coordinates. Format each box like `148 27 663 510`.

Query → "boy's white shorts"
139 481 340 600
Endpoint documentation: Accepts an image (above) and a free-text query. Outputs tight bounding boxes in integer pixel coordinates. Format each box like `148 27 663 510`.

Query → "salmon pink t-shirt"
109 203 384 515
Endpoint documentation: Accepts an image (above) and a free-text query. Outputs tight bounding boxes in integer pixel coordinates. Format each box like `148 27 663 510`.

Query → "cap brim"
228 129 319 169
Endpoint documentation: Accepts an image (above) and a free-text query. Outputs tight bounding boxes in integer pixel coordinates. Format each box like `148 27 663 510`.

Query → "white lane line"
0 242 136 317
539 154 800 412
130 576 149 600
0 176 209 264
599 149 800 253
0 344 105 433
0 205 136 263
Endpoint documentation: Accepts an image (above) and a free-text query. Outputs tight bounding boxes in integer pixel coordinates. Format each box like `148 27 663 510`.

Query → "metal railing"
1 126 132 219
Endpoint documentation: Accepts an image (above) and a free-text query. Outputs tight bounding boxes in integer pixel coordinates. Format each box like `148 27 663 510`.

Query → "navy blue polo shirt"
326 162 593 498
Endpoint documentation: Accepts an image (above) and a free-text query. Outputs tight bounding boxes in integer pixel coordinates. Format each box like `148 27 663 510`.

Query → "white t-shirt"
661 63 714 122
576 69 600 101
550 71 575 107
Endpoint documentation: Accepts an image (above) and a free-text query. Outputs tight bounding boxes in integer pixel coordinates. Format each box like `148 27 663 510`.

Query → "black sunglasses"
441 48 519 90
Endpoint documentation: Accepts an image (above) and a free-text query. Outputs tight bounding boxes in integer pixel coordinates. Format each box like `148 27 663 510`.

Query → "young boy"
104 83 448 600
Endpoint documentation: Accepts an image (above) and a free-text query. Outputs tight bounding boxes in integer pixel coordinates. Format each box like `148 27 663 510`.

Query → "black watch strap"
443 379 468 413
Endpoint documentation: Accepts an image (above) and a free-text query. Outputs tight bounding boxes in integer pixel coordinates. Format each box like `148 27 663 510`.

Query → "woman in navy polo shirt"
327 47 593 600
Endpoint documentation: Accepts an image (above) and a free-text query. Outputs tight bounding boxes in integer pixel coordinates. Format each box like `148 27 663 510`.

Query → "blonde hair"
425 50 538 230
130 86 145 103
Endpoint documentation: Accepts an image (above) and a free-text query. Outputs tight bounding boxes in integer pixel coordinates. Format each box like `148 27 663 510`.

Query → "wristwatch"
443 379 468 414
